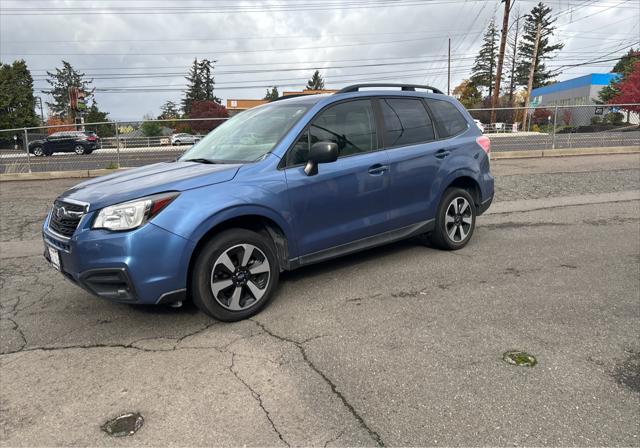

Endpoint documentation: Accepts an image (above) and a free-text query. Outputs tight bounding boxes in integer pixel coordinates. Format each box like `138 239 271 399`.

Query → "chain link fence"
467 103 640 152
0 104 638 174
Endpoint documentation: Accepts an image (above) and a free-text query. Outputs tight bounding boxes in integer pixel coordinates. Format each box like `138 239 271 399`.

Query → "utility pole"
447 37 451 95
508 14 520 105
521 20 542 130
491 0 511 124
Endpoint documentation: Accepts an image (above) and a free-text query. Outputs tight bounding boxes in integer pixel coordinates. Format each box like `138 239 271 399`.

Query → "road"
0 130 638 174
1 154 639 446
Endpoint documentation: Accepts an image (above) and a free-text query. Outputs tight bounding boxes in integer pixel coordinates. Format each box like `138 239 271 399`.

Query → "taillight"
476 135 491 155
87 136 96 141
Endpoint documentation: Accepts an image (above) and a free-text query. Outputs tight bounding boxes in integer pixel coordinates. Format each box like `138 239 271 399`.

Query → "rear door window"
379 98 435 148
426 99 469 138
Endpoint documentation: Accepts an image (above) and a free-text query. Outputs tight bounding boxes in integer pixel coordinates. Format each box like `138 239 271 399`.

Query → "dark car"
29 131 101 156
43 84 493 321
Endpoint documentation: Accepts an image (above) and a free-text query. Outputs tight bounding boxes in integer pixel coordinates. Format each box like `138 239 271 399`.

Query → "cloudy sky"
1 0 638 121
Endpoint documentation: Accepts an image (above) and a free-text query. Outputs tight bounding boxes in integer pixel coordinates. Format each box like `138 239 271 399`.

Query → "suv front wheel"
191 228 279 321
427 187 477 250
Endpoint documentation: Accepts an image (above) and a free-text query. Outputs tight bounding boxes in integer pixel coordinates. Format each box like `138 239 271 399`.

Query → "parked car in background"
474 119 485 133
43 84 493 321
171 133 201 146
29 131 101 156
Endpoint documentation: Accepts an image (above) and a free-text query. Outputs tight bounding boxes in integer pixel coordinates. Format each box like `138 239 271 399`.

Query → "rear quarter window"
427 99 469 138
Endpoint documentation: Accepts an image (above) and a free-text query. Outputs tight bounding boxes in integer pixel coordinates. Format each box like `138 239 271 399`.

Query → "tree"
471 19 499 98
84 100 114 137
264 86 280 101
182 58 220 115
198 59 220 103
158 100 180 119
452 79 482 108
306 70 325 90
608 60 640 114
0 59 39 130
515 2 564 89
188 100 229 133
140 114 163 137
599 49 639 103
43 61 94 119
182 58 203 115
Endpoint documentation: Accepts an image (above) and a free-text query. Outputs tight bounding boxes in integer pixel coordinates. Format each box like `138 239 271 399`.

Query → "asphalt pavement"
1 154 639 446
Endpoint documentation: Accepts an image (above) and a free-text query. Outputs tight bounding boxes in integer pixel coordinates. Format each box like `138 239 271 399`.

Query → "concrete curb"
492 146 640 160
0 146 638 181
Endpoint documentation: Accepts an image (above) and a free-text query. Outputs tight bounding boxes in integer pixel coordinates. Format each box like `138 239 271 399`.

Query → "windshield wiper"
183 158 218 164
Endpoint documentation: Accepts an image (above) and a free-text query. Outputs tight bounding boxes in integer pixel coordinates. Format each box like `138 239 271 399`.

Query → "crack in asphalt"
0 321 221 356
228 352 290 447
251 319 385 447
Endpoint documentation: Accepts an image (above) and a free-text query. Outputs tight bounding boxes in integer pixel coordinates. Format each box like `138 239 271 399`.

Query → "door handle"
435 149 451 159
368 164 389 175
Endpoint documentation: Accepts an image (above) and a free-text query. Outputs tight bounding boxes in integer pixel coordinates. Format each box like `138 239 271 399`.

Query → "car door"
44 133 64 153
58 132 77 152
283 99 391 258
380 97 442 229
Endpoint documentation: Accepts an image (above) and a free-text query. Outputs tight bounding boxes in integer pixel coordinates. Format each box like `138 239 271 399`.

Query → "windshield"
179 102 310 163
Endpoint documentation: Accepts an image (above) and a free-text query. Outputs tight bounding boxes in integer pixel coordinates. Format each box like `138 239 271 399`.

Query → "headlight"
93 192 179 231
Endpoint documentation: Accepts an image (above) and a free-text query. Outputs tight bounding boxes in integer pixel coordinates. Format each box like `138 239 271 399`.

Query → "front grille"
49 200 86 238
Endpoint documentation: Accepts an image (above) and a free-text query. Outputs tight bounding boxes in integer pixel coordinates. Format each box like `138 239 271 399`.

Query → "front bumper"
43 212 195 304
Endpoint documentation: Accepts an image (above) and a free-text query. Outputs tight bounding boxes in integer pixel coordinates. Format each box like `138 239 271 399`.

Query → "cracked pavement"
1 154 639 446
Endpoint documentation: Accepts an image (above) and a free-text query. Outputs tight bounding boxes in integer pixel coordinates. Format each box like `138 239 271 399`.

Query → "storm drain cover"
503 351 537 367
101 412 144 437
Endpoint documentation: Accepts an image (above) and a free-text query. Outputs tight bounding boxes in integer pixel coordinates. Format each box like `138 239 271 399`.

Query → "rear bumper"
43 213 194 305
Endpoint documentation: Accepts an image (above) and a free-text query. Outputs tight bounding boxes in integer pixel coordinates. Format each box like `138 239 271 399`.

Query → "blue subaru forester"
43 84 494 321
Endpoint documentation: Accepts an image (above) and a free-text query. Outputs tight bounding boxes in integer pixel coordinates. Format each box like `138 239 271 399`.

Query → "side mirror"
304 141 338 176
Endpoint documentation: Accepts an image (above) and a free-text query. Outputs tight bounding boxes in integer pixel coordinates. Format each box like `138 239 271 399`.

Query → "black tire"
32 146 44 157
74 145 86 155
191 228 280 321
427 187 476 250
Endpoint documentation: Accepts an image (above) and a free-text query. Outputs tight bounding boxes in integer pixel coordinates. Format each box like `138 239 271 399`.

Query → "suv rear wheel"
427 187 476 250
191 228 279 321
74 145 86 155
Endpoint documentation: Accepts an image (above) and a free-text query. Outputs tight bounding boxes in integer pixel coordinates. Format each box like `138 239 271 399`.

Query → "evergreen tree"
306 70 325 90
159 100 180 119
599 49 639 103
43 61 94 119
264 86 279 101
0 59 39 130
182 58 203 115
515 2 564 89
471 19 499 98
84 100 114 137
198 59 220 103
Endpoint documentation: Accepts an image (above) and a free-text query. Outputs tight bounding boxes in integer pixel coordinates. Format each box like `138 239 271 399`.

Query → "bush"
604 112 624 125
590 116 603 125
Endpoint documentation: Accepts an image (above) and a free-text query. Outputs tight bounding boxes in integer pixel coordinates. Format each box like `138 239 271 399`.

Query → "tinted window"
380 98 435 147
427 99 468 137
286 99 377 166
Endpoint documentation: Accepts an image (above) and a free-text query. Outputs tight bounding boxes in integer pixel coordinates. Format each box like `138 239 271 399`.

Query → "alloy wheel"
445 197 473 243
33 147 44 156
210 244 271 311
74 145 85 155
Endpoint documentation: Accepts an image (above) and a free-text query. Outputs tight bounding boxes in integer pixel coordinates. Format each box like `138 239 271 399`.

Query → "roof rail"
336 83 444 95
270 92 323 102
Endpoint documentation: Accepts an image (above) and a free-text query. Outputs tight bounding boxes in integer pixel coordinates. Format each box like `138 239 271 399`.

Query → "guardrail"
0 104 638 174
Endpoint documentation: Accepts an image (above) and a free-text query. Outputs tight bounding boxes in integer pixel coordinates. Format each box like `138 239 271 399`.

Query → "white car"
474 119 485 133
171 133 201 146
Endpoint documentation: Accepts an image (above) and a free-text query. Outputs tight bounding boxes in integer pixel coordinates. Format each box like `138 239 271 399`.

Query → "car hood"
59 161 241 210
